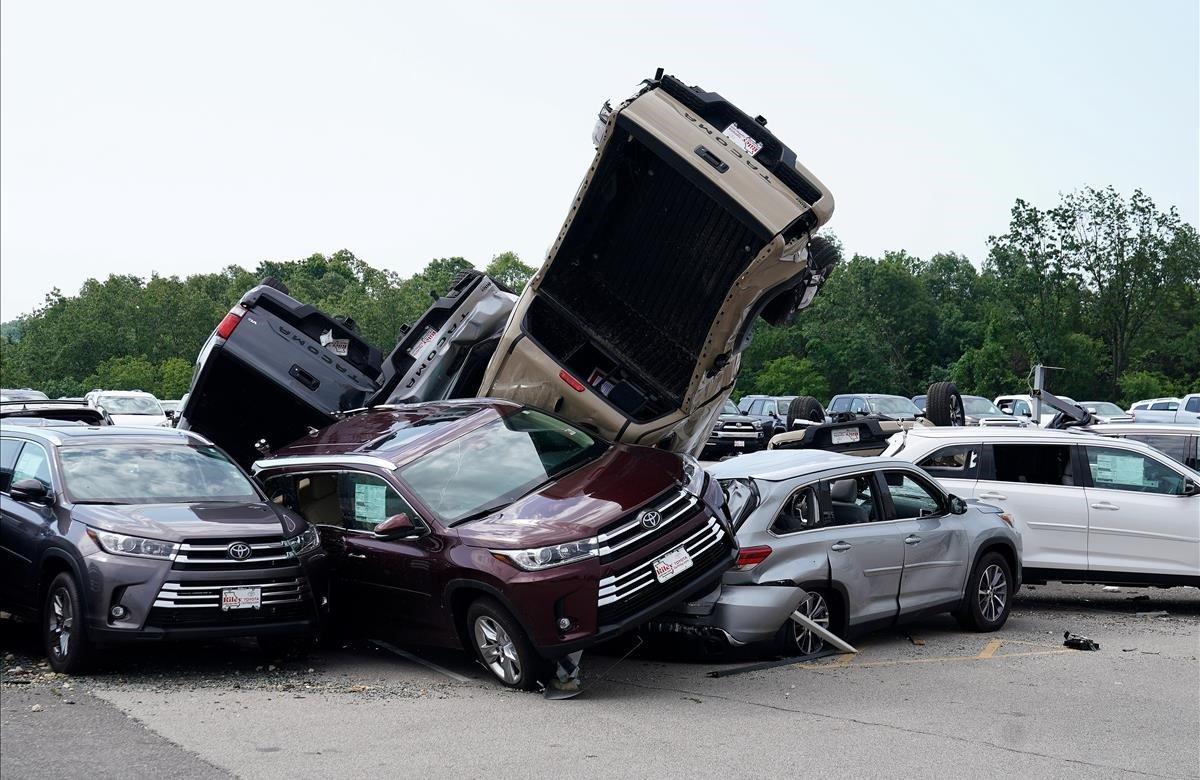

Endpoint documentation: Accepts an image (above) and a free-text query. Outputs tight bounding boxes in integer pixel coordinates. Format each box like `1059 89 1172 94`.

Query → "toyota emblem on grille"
639 510 662 530
226 542 253 561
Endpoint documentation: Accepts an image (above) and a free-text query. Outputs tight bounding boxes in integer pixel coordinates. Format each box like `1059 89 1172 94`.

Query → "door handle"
1089 502 1119 511
978 492 1007 500
830 542 852 552
904 535 922 545
347 552 367 559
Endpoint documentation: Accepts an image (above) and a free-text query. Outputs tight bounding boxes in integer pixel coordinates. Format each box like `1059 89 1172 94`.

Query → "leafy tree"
485 252 537 291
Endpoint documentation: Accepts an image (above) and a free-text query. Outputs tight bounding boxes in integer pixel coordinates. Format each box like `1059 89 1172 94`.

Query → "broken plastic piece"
1063 631 1100 651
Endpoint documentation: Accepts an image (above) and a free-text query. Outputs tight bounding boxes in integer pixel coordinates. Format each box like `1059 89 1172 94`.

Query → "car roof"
94 390 157 397
706 449 906 481
1086 423 1198 434
1 424 211 447
900 425 1192 458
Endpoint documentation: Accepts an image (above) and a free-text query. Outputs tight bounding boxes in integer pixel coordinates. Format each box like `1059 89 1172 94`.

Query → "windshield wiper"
449 501 513 527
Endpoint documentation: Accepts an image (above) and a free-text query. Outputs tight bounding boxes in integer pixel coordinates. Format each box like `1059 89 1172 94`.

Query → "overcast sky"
2 0 1197 319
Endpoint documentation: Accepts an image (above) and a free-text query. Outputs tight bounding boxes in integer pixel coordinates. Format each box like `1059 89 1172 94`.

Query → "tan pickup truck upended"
180 70 836 464
479 70 836 455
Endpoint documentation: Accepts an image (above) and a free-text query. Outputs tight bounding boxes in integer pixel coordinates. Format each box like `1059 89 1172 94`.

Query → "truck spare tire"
258 276 290 296
787 395 825 429
926 381 965 426
806 235 839 271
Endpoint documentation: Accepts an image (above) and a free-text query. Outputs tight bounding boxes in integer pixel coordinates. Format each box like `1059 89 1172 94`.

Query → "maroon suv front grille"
596 517 731 627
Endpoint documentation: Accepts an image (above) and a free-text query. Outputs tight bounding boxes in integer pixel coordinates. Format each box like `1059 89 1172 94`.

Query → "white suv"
883 427 1199 587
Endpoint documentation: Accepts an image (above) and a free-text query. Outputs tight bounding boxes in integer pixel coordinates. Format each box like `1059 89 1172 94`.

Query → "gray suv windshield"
60 444 258 504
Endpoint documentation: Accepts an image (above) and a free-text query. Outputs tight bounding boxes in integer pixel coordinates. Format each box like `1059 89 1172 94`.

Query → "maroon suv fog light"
557 617 572 631
110 605 128 620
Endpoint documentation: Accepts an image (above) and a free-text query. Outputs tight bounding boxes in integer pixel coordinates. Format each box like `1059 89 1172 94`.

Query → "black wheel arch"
38 547 88 616
444 579 537 653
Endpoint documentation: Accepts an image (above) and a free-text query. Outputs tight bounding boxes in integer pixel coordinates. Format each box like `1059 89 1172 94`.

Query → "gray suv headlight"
285 525 320 556
87 529 179 560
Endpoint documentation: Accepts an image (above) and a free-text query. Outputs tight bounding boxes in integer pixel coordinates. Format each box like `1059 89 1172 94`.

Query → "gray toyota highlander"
0 425 329 673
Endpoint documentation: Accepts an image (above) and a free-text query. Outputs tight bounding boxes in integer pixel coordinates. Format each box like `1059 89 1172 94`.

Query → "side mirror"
1001 408 1013 415
948 495 968 515
914 410 926 419
11 478 50 505
373 513 421 539
1183 479 1199 497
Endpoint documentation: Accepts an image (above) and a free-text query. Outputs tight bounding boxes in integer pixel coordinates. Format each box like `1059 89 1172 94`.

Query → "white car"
883 427 1199 588
85 390 170 427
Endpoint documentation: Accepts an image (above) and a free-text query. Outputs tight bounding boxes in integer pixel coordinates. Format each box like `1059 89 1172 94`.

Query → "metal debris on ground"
904 633 926 647
1134 611 1169 618
1063 632 1100 651
707 648 840 678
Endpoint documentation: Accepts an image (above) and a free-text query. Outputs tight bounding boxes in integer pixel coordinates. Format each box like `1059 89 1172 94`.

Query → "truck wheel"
43 572 90 675
258 275 290 295
954 552 1013 631
807 236 839 271
787 396 825 429
926 381 965 426
466 598 544 691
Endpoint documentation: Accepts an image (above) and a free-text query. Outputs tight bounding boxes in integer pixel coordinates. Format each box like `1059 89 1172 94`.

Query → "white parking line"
369 640 473 683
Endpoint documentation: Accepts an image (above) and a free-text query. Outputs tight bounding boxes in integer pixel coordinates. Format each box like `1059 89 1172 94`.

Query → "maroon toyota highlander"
252 400 736 689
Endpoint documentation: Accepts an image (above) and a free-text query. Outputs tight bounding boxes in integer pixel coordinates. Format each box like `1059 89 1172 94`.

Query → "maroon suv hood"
72 502 299 543
454 445 685 549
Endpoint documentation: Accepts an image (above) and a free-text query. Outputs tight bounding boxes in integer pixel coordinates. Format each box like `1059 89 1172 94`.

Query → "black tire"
257 634 315 659
774 589 839 657
43 572 90 675
807 235 840 271
465 597 544 691
258 275 289 295
926 381 966 426
787 396 826 430
955 552 1013 631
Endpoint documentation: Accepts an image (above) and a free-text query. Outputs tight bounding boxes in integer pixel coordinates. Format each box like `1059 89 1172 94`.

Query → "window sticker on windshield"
354 482 388 523
722 123 763 157
1093 453 1144 486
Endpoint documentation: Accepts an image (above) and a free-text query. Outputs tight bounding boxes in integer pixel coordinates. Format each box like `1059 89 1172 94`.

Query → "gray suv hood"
73 502 299 543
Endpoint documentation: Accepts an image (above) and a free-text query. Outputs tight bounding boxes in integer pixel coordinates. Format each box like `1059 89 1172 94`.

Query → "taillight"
734 545 772 570
558 369 586 393
216 305 246 339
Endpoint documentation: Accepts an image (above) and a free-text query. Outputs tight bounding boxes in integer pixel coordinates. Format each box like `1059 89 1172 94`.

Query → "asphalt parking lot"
2 583 1198 779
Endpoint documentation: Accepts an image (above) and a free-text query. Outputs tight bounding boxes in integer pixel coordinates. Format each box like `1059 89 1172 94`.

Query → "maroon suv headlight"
491 537 599 571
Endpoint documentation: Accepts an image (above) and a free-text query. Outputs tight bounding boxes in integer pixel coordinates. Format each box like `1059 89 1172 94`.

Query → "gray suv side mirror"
948 495 968 515
11 478 51 505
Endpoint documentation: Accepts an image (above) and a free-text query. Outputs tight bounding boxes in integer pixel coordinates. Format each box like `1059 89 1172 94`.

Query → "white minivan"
884 427 1199 587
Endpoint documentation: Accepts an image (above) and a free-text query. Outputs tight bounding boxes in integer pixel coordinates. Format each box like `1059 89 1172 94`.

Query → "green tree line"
1 187 1196 406
738 187 1199 406
0 250 535 399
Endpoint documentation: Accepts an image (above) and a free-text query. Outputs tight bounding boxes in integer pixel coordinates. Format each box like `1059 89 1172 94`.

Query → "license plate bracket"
221 587 262 611
652 546 693 584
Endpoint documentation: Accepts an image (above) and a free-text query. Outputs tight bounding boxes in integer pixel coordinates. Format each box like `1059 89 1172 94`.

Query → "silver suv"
652 450 1021 655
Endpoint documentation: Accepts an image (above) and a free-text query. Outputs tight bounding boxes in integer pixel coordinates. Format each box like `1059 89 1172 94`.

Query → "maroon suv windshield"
398 409 608 524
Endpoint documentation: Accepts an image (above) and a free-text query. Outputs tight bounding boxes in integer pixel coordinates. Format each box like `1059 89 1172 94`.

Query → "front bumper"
648 583 808 646
536 543 737 658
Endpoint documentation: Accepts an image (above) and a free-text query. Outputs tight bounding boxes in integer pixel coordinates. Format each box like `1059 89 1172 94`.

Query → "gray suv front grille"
171 537 295 570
